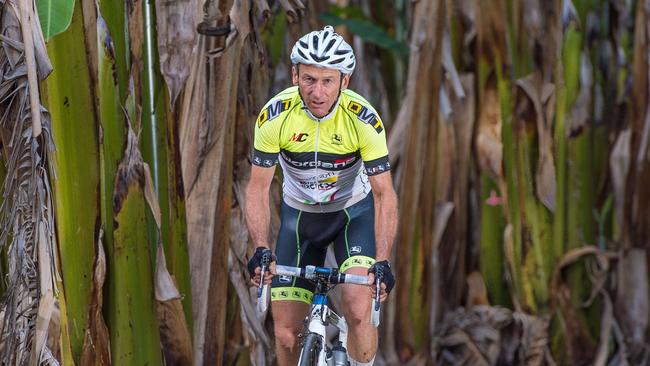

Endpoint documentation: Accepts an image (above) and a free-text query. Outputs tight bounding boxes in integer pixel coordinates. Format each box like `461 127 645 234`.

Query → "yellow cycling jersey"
252 86 390 212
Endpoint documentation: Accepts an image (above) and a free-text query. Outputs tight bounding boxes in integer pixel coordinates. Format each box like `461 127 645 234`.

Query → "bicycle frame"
257 264 379 366
301 292 348 365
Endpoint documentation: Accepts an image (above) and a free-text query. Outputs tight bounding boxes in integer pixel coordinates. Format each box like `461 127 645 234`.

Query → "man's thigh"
339 266 373 322
271 300 310 330
272 201 328 301
334 193 376 273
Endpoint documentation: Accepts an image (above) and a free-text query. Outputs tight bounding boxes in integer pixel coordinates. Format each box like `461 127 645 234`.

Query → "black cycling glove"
368 260 395 294
247 247 275 278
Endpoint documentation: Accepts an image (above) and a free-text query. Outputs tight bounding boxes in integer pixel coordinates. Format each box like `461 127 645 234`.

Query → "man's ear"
341 73 351 90
292 65 299 85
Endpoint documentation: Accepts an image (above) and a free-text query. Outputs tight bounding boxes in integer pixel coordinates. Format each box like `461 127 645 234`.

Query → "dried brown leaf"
46 303 60 360
392 0 447 352
253 0 271 19
179 41 207 195
476 78 503 181
466 272 489 307
155 0 198 106
435 306 552 365
127 0 143 67
442 32 464 99
278 0 305 23
515 73 557 211
229 0 251 40
502 224 521 312
567 52 592 137
475 0 507 63
594 291 613 366
80 229 110 366
142 162 192 363
549 246 615 363
31 222 57 366
116 123 190 363
610 129 631 239
181 1 245 360
549 246 616 309
30 292 54 366
157 299 193 365
15 0 42 137
0 3 56 363
615 248 649 356
433 202 454 250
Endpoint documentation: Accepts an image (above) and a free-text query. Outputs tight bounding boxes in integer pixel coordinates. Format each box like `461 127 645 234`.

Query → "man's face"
292 64 350 118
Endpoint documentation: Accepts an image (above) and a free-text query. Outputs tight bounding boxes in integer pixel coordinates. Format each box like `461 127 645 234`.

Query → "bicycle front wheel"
298 333 323 366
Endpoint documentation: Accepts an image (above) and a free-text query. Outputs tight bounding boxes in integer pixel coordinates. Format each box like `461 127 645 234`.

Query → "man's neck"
298 88 342 122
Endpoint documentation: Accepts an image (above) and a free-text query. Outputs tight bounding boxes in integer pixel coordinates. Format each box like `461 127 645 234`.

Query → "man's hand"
247 247 276 287
367 260 395 303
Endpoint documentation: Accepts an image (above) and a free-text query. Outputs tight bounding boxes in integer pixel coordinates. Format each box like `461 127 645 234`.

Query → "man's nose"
312 82 325 97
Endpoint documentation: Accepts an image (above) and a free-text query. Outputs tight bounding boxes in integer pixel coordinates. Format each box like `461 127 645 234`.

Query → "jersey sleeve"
252 101 283 168
355 109 391 176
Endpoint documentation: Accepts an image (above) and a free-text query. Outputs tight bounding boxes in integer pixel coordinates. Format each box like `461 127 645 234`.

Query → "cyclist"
245 25 397 366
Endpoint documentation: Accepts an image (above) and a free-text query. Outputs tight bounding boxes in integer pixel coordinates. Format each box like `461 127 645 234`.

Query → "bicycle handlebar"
276 264 381 327
275 265 369 286
256 263 381 327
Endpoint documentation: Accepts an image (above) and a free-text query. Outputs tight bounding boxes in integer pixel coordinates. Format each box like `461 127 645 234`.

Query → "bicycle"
255 250 382 366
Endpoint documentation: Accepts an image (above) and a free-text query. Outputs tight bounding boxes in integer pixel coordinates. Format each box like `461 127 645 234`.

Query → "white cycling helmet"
290 25 356 75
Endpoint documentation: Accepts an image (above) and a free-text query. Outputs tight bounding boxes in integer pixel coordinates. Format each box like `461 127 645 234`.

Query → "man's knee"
348 304 371 328
271 299 309 351
342 294 372 329
274 323 302 350
341 268 373 329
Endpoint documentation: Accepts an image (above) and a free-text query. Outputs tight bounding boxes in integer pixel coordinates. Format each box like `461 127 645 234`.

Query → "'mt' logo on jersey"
348 101 383 133
258 99 291 127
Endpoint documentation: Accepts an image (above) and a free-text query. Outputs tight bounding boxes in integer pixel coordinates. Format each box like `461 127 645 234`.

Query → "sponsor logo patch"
253 155 277 167
257 99 291 127
365 161 391 175
282 152 357 169
332 133 343 145
290 132 309 142
348 101 383 133
350 246 362 254
279 275 292 283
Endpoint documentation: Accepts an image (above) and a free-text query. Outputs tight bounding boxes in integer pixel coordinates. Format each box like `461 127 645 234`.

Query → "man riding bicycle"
245 25 397 366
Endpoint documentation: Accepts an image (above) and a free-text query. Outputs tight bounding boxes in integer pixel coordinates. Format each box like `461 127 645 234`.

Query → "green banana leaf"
42 1 98 361
36 0 74 40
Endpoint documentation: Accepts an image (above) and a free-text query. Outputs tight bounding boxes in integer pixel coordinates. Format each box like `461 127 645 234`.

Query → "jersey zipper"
314 120 322 212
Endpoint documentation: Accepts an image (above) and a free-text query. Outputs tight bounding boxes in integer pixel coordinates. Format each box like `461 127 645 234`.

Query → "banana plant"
42 1 99 362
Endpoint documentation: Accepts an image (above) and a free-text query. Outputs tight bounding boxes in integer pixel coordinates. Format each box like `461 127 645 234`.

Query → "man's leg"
340 266 377 363
271 300 310 366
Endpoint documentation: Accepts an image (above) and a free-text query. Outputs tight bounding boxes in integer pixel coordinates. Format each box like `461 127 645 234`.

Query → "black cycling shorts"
271 193 376 304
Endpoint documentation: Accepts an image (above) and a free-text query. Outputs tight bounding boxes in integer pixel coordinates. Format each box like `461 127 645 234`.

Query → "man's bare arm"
368 172 398 262
245 165 276 248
